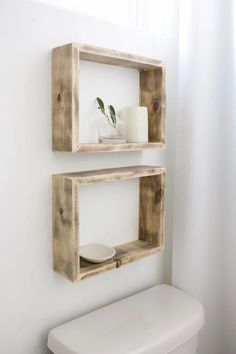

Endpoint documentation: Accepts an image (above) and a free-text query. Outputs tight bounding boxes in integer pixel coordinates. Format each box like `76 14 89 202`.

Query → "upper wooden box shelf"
53 165 165 282
52 43 166 153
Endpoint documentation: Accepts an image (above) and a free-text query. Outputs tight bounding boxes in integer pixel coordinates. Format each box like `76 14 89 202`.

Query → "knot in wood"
115 259 122 268
155 188 164 203
152 97 159 111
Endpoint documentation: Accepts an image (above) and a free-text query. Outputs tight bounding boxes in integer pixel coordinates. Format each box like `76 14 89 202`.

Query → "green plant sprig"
96 97 119 131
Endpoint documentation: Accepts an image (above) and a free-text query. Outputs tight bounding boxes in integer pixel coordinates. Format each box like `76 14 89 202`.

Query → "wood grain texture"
74 142 165 153
139 172 165 248
52 42 166 152
53 165 164 185
52 43 79 152
75 43 163 69
140 67 166 143
52 176 79 282
52 166 165 282
80 240 161 280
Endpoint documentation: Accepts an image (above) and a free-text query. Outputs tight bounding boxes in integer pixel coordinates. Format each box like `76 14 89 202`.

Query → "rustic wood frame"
52 43 166 153
52 166 165 282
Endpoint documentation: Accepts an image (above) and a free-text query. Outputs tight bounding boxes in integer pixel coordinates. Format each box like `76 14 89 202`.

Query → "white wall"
0 1 178 353
37 0 139 25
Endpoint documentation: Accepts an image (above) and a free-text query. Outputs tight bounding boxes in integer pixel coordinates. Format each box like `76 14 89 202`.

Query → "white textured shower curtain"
172 0 236 354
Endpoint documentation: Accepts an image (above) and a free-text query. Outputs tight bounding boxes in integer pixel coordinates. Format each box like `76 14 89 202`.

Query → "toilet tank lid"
48 284 204 354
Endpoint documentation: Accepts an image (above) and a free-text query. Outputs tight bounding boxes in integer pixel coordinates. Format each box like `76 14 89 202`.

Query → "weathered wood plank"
80 240 161 280
75 43 163 70
52 43 79 152
140 67 166 143
52 176 79 282
139 172 165 247
75 142 165 153
53 166 164 185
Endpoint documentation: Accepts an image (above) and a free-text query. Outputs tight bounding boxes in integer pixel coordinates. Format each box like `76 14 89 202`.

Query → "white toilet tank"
48 284 204 354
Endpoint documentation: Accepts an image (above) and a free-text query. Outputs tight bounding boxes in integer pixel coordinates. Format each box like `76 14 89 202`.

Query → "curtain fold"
172 0 236 353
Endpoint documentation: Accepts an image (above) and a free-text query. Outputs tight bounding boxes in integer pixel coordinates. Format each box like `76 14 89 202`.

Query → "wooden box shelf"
52 166 165 282
52 43 166 153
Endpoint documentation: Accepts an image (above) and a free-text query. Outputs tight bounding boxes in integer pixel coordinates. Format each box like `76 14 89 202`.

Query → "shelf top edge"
74 142 165 153
53 165 165 184
53 42 164 70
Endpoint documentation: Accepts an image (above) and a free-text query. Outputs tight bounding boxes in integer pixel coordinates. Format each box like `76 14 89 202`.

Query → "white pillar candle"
121 106 148 143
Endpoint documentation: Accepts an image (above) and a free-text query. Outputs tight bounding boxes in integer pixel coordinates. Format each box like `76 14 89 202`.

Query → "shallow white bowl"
80 244 116 263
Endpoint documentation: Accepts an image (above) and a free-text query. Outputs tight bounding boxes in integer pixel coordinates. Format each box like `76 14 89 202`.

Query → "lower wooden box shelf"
52 166 165 282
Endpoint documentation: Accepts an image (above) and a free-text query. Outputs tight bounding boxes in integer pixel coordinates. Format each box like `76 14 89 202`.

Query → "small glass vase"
97 116 126 144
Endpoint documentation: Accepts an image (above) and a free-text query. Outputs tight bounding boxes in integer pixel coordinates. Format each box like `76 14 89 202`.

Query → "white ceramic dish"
80 244 116 263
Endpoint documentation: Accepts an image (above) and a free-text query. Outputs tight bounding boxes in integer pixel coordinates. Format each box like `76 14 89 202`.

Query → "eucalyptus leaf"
108 105 117 125
109 105 116 116
96 97 105 114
